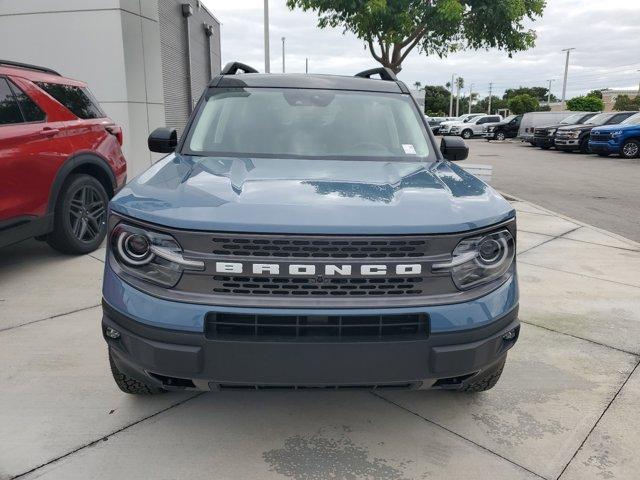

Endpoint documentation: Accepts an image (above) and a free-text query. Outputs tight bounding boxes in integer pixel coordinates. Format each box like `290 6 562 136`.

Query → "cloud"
204 0 640 98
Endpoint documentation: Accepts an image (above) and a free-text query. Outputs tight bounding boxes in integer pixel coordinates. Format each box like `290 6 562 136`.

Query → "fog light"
105 326 121 339
502 329 517 341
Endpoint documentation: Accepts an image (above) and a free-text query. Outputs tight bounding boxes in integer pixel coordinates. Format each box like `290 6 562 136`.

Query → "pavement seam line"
10 392 205 480
370 392 548 480
0 304 102 333
517 226 582 255
555 359 640 480
517 260 640 290
518 229 640 254
519 319 640 357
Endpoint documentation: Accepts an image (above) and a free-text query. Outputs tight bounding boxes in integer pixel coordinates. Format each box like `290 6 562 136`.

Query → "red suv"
0 60 126 254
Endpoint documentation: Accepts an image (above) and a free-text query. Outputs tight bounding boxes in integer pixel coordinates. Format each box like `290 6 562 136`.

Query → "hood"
537 122 576 130
558 124 594 132
591 123 634 133
110 154 514 235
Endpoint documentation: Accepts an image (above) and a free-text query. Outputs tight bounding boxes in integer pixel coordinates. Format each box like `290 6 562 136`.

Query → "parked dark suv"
532 112 598 149
0 61 126 253
482 115 522 141
103 63 519 395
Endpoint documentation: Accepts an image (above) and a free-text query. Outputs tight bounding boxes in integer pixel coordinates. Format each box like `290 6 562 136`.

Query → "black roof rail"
355 67 397 81
0 59 61 76
220 62 258 75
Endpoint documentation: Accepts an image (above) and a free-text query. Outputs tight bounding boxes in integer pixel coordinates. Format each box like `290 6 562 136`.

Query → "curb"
500 191 640 250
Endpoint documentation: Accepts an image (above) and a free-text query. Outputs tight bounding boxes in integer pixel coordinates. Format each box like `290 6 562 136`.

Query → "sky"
203 0 640 100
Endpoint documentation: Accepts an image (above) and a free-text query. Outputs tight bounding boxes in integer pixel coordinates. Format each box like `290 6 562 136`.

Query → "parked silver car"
449 115 503 139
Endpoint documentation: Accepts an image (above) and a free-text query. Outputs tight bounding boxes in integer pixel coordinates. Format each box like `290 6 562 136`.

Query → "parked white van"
518 112 578 144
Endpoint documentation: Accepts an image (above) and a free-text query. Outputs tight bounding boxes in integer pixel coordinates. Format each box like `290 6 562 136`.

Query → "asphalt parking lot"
464 138 640 242
2 145 640 479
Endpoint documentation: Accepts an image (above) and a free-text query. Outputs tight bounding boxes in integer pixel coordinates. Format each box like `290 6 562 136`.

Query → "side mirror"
148 127 177 153
440 137 469 161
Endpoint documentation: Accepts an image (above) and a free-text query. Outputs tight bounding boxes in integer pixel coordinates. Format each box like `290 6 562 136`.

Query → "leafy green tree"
476 95 508 113
587 89 603 99
508 94 539 114
423 85 451 116
613 95 640 111
287 0 546 73
566 95 604 112
503 86 555 102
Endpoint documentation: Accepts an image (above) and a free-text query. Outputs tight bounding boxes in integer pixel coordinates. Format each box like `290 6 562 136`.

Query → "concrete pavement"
1 199 639 480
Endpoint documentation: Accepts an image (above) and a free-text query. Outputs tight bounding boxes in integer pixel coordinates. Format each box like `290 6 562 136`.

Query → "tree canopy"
613 94 640 112
503 86 555 102
423 85 451 116
287 0 546 72
508 94 539 114
566 95 604 112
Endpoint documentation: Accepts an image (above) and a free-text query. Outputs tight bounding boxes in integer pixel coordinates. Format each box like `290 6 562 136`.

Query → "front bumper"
533 137 555 148
104 301 519 391
589 140 619 154
554 138 580 150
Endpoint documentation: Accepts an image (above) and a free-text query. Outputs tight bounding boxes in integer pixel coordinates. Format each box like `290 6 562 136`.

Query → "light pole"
263 0 270 73
561 48 575 108
449 73 455 117
306 58 309 74
487 82 493 114
547 79 554 105
281 37 286 73
468 83 474 114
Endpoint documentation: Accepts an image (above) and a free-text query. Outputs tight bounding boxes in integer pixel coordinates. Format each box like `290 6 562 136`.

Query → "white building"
0 0 221 176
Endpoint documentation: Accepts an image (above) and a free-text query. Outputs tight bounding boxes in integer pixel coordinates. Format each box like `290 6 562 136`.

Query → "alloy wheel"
68 185 107 242
623 142 639 158
496 132 505 141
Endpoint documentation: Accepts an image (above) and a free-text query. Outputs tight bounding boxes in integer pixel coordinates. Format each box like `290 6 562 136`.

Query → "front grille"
211 234 428 259
590 132 611 142
534 128 548 137
212 275 425 296
205 312 428 341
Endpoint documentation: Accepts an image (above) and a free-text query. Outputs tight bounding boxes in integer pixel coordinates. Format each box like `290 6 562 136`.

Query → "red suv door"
0 77 71 225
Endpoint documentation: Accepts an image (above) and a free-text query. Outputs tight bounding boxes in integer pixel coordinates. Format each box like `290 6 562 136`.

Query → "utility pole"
487 82 493 114
305 58 308 74
281 37 286 73
547 79 554 105
561 48 575 108
449 73 454 117
455 78 461 117
468 83 474 114
263 0 270 73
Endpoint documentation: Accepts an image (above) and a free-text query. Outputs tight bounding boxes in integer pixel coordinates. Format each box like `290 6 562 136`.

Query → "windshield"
185 88 432 160
585 113 613 125
622 112 640 125
560 113 587 125
503 115 517 122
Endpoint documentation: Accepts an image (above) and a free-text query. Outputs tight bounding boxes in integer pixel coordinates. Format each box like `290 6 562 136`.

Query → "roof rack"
355 67 397 81
220 62 258 75
0 59 61 76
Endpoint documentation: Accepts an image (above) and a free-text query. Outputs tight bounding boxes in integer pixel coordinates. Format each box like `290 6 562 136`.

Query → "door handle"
41 127 60 137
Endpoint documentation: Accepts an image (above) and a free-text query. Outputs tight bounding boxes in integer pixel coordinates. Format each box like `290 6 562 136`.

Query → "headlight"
433 229 515 290
111 223 204 287
611 130 623 138
568 131 581 138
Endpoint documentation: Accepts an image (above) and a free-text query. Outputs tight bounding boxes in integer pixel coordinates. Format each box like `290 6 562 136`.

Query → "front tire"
495 131 506 141
621 139 640 159
47 174 108 254
461 358 506 392
579 137 591 154
461 129 473 140
109 351 165 395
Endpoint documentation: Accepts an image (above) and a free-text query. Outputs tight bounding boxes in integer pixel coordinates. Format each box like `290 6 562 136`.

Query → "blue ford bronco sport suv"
102 62 519 394
589 112 640 158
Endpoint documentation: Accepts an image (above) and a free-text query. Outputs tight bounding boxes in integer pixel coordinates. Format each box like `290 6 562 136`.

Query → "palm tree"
413 81 422 91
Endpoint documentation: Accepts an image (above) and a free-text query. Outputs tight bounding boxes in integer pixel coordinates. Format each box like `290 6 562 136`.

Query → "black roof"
213 73 406 94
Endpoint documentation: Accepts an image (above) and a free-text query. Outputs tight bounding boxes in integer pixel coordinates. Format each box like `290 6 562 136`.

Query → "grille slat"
206 313 429 341
211 235 428 259
211 275 426 296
